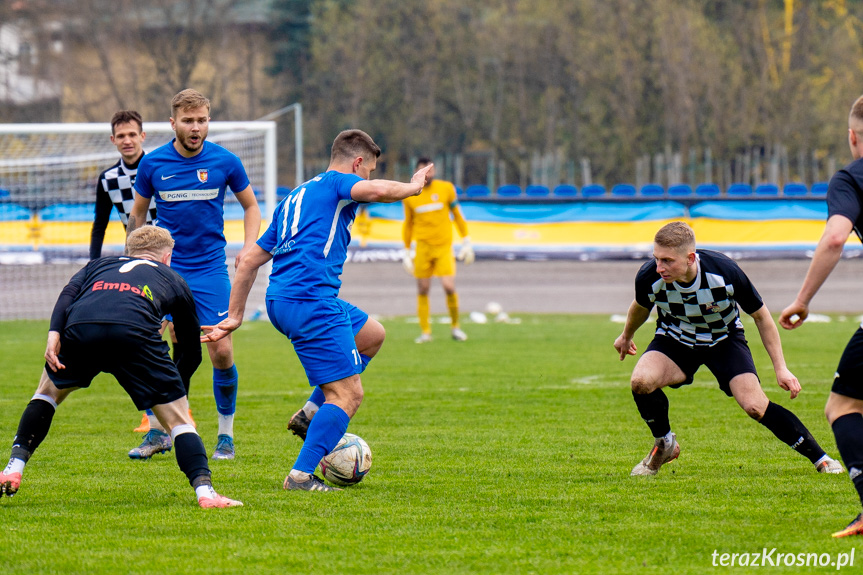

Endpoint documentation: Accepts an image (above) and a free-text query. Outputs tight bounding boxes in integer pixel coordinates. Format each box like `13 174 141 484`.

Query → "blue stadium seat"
726 183 753 197
611 184 636 197
0 202 31 221
782 182 807 197
496 185 522 198
465 185 491 198
694 183 720 197
525 185 550 197
581 184 606 198
667 184 693 197
456 186 464 198
552 184 578 198
754 183 779 196
39 203 95 222
639 184 665 197
276 186 292 200
0 188 9 199
811 182 829 197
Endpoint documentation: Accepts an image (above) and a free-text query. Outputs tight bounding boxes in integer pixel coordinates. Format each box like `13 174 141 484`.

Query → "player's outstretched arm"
201 244 272 343
614 300 650 361
751 305 800 399
350 164 432 204
779 215 853 330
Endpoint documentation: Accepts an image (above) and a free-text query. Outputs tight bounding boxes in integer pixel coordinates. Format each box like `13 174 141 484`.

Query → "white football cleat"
451 328 468 341
631 434 680 476
415 333 432 344
816 457 845 474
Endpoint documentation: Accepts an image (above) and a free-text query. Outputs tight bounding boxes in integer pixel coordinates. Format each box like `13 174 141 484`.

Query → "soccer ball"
319 433 372 486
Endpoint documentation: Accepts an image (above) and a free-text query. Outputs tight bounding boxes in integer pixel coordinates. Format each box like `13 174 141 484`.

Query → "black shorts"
832 327 863 400
46 323 187 411
645 330 759 397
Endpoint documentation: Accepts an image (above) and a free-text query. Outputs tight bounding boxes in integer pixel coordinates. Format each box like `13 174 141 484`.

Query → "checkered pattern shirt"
99 158 156 227
634 250 763 348
90 156 157 259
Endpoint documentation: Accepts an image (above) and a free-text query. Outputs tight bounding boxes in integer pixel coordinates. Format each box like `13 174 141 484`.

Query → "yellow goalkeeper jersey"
402 179 469 247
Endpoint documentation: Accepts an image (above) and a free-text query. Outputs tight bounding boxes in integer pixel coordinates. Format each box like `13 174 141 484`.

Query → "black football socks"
758 401 825 464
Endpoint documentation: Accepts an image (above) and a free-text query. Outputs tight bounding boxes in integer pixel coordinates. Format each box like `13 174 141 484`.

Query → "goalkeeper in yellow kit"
401 157 474 343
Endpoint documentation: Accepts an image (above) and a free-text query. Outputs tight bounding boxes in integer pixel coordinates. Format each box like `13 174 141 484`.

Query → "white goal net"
0 121 277 320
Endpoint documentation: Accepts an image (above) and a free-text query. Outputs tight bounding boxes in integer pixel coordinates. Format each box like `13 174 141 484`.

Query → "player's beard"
178 129 207 153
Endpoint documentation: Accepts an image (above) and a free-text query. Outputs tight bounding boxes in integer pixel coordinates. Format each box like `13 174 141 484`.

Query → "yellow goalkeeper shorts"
414 242 455 278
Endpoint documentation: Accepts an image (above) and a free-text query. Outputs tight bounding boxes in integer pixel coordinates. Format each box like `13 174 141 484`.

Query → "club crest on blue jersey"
197 169 209 183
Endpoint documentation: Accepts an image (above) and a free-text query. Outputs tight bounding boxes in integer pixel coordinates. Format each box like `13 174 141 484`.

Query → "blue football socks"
293 403 350 474
307 386 326 408
213 365 238 415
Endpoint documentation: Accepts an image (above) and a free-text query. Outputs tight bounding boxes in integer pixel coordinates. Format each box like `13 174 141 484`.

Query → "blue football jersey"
134 140 250 268
258 171 362 300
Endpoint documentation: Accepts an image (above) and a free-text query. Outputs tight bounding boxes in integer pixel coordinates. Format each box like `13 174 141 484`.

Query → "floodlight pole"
258 102 304 187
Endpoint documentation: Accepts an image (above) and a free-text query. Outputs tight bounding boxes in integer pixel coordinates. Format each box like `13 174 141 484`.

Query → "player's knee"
630 374 655 395
741 401 765 420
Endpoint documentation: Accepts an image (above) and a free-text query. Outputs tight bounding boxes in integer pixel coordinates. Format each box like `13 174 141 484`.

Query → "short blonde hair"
171 89 210 118
126 226 174 257
654 221 696 252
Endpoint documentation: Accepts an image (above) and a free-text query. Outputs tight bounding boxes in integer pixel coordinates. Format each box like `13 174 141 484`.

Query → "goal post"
0 120 278 319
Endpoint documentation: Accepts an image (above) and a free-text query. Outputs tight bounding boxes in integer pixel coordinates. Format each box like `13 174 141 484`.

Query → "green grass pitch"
0 314 861 573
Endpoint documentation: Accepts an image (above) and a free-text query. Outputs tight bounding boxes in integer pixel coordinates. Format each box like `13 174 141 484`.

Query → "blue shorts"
266 297 369 386
171 262 230 326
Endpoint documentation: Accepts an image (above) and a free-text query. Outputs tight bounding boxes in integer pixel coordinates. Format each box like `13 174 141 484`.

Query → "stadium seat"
639 184 665 197
39 203 93 222
782 182 808 197
581 184 606 198
754 183 779 196
667 184 693 197
726 183 753 197
496 185 522 198
552 184 578 198
0 202 31 221
464 185 491 198
0 188 9 199
525 185 550 197
456 186 465 198
611 184 636 197
695 183 721 197
276 186 292 200
811 182 829 197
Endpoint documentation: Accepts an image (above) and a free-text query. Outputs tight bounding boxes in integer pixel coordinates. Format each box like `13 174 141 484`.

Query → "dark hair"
415 156 433 169
331 129 381 163
110 110 143 135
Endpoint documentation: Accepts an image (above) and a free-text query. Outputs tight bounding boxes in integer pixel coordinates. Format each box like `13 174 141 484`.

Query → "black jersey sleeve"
89 179 113 260
827 169 863 225
634 260 657 310
166 276 202 389
49 263 90 332
730 262 764 315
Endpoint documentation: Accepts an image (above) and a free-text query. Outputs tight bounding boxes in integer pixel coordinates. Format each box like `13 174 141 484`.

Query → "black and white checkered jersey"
89 155 157 259
99 157 157 226
634 249 764 348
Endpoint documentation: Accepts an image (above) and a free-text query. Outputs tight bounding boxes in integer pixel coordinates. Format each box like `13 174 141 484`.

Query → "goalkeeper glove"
457 237 475 265
401 247 415 274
